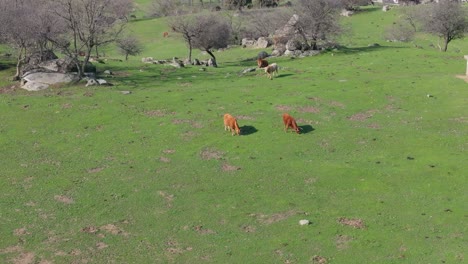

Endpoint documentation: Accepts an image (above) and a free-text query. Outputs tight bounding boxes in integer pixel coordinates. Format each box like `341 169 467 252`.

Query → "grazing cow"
256 58 269 68
163 31 169 38
264 63 278 80
223 113 241 136
282 113 301 134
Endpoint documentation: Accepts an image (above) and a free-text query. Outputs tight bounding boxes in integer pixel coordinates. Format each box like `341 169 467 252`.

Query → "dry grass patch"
193 225 216 235
335 235 353 250
312 255 327 264
252 210 298 225
158 191 174 207
338 217 365 229
200 148 224 160
221 163 241 171
298 106 320 113
348 110 378 121
54 195 74 204
12 252 35 264
144 109 176 117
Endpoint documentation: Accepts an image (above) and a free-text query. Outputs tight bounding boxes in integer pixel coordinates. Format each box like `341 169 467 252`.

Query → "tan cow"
223 114 241 136
265 63 278 80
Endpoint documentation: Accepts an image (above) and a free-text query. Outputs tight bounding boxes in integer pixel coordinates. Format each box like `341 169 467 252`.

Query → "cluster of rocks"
241 14 322 58
19 50 104 91
141 57 217 68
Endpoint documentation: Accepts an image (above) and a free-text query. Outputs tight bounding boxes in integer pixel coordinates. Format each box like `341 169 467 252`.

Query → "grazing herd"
223 113 302 136
223 57 299 136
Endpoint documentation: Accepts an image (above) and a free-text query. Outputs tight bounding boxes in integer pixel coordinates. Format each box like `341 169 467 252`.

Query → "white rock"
299 219 310 226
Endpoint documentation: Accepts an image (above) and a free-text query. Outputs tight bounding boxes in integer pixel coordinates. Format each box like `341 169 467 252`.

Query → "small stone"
299 219 310 226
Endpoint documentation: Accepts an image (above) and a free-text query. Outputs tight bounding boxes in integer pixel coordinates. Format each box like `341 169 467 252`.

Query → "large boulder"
21 72 79 91
273 14 299 47
286 39 302 51
21 50 59 74
242 38 256 48
257 51 269 59
255 37 271 49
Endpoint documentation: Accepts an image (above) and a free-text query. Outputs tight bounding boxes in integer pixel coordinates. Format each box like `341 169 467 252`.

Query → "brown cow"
163 31 169 38
223 113 241 136
283 113 301 134
264 63 278 80
256 58 268 68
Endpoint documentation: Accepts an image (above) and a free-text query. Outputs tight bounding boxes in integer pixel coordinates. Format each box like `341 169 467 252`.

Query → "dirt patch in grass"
305 178 318 184
81 226 99 234
193 225 216 235
159 156 171 163
165 239 190 255
96 242 108 250
450 116 468 123
54 195 74 204
221 163 241 171
200 148 224 160
0 245 23 254
338 217 365 229
276 105 293 112
236 115 256 120
0 84 18 94
158 191 174 207
329 101 345 109
100 224 129 236
14 228 29 236
298 106 320 113
348 110 378 121
163 149 176 154
12 252 35 264
336 235 353 250
252 210 298 225
144 109 176 117
241 225 256 233
181 131 197 140
87 167 105 173
367 123 381 129
312 255 327 264
172 119 203 128
62 103 73 109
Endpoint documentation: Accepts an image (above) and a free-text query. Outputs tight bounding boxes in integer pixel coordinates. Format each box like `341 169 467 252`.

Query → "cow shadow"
275 73 293 78
241 125 258 136
299 125 314 134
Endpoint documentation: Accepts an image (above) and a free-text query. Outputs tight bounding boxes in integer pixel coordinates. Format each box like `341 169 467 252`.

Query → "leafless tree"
168 15 204 62
0 0 53 80
117 35 143 60
243 9 291 40
417 0 468 52
45 0 132 77
293 0 342 50
192 14 231 67
169 13 231 66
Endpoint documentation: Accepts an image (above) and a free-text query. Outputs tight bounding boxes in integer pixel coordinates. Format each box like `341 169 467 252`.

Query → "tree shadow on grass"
299 125 314 134
241 125 258 136
337 45 405 55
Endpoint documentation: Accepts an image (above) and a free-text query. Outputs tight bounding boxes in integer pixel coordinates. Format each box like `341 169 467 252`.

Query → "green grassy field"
0 5 466 264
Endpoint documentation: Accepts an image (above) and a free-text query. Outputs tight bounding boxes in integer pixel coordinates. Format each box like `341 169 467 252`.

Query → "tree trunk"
13 48 24 81
188 43 193 62
125 53 129 61
206 49 217 67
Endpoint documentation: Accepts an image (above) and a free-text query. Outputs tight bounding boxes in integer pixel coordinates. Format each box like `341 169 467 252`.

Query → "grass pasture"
0 5 467 264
